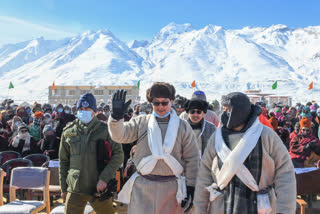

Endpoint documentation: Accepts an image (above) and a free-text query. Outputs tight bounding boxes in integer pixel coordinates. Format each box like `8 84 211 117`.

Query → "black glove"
181 186 195 213
111 89 132 120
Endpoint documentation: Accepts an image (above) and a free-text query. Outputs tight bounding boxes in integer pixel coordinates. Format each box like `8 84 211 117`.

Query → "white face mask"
44 118 51 124
14 121 21 128
18 132 28 139
65 110 71 114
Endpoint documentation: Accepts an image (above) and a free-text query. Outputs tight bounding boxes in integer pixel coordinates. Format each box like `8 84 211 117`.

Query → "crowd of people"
1 81 319 213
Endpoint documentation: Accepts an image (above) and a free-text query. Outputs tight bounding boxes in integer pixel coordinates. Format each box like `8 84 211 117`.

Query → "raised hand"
111 89 132 120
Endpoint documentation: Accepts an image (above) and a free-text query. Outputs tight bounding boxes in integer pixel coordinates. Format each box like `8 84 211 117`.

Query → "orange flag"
309 82 313 90
51 81 55 90
191 80 196 88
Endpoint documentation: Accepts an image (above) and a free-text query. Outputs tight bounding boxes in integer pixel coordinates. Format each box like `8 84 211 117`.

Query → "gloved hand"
181 186 195 213
111 89 132 120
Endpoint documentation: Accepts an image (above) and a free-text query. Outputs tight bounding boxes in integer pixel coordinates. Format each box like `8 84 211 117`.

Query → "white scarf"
206 118 263 199
12 132 31 152
206 118 271 214
118 109 187 204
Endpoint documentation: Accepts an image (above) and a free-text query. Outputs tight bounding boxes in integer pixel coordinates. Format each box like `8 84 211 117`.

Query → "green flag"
137 80 140 89
272 81 277 90
9 82 14 89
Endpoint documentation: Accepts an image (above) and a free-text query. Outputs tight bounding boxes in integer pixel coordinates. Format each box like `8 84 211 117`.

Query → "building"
245 90 292 107
48 85 140 105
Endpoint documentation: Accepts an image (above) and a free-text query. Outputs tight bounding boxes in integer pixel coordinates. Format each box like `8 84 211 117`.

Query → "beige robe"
194 126 296 214
108 114 199 214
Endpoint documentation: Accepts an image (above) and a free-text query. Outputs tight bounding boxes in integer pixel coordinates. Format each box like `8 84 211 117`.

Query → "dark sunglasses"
152 101 169 107
20 130 28 133
175 105 183 109
193 91 205 95
190 109 203 114
301 128 310 132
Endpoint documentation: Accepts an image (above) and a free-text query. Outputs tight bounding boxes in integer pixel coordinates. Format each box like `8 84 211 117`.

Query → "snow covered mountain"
0 23 320 103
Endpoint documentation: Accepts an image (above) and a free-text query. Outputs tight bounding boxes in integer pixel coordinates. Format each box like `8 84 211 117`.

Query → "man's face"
78 107 95 117
152 98 172 117
223 105 232 113
301 127 311 136
188 109 205 123
175 105 184 116
294 125 300 133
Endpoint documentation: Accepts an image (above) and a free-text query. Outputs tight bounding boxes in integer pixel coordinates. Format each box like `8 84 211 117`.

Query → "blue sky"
0 0 319 46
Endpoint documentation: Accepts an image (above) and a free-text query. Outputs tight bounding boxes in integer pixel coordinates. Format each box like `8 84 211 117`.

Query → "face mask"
64 110 70 114
18 132 28 139
57 108 63 113
221 111 231 128
77 110 93 124
104 112 110 117
26 109 31 114
14 121 21 128
44 118 51 124
152 110 170 118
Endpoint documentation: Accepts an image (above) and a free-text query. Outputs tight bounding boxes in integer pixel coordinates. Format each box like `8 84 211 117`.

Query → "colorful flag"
191 80 196 88
272 81 277 90
137 80 140 89
51 81 55 90
9 82 14 89
308 82 313 90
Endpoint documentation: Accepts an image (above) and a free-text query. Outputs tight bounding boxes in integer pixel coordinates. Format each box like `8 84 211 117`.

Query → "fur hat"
146 82 175 102
221 92 252 129
300 117 312 130
184 99 208 113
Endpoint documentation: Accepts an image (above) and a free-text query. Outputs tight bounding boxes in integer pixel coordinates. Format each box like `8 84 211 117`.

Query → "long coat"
194 126 296 214
108 114 200 214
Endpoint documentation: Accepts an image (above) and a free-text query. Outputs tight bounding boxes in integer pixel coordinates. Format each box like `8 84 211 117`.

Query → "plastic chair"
0 167 50 214
24 154 50 167
0 151 21 166
0 168 4 206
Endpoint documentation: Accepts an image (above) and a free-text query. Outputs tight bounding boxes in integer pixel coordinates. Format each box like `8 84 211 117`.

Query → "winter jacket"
59 116 124 194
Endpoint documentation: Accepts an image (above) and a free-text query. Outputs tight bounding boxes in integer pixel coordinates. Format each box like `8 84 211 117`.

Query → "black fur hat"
146 82 176 102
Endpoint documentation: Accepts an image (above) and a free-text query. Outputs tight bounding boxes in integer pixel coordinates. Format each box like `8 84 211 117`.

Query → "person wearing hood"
10 123 38 156
103 104 111 119
184 97 216 158
8 116 23 142
194 92 296 214
298 106 313 122
16 106 31 125
108 82 199 214
41 124 58 159
180 91 220 127
289 117 320 168
32 102 42 114
53 105 75 139
28 111 43 143
59 92 123 214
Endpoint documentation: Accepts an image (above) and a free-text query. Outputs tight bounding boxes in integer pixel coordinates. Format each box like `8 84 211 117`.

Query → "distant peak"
202 24 224 34
267 24 290 32
154 22 194 40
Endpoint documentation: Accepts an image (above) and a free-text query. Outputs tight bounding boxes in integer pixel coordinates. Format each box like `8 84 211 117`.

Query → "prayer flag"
9 82 14 89
191 80 196 88
308 82 313 90
272 81 277 90
137 80 140 89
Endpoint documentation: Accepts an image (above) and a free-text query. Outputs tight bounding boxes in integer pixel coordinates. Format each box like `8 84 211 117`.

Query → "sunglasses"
301 128 310 132
175 105 183 109
190 109 203 114
20 130 28 133
152 101 169 107
193 91 205 95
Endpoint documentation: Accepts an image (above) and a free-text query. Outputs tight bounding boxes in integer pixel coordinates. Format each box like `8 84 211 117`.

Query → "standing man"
194 92 296 214
184 97 216 158
180 91 220 127
59 93 123 214
108 82 200 214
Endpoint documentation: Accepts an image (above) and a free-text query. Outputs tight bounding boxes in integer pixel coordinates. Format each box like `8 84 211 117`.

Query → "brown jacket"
194 126 296 214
